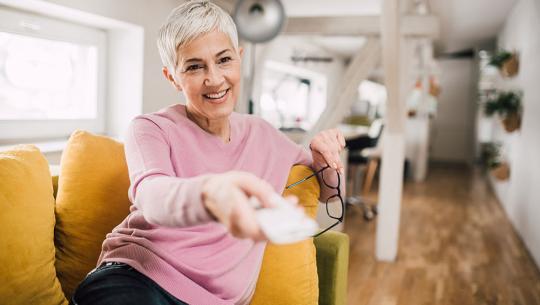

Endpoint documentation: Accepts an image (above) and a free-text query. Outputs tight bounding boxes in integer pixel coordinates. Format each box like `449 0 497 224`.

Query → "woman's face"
165 31 243 121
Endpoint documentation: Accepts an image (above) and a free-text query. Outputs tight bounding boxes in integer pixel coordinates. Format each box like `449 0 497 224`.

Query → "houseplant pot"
483 91 522 133
489 50 519 78
480 142 510 181
501 53 519 77
491 162 510 181
502 112 521 132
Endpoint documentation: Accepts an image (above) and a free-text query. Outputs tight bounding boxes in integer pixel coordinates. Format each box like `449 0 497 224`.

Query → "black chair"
345 119 384 220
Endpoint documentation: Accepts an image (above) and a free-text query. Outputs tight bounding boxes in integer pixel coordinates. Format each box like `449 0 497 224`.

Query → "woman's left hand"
309 128 346 174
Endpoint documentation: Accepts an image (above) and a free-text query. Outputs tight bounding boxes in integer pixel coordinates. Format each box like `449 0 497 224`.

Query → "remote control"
249 194 319 244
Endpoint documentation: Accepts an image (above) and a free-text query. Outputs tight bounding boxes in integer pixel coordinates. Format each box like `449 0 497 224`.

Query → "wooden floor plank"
344 164 540 305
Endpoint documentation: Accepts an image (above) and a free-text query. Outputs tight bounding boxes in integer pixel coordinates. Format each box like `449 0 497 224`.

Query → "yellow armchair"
1 131 349 305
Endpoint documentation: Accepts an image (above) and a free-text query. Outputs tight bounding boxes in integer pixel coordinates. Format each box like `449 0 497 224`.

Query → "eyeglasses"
285 165 344 237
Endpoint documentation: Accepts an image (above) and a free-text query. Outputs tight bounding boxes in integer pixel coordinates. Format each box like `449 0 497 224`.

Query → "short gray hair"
157 0 239 74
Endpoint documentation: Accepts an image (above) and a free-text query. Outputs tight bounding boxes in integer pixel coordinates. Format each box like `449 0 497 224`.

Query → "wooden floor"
344 164 540 305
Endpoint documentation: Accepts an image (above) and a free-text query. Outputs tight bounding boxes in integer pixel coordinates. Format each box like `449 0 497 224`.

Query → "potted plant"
480 142 510 181
483 91 522 132
489 49 519 77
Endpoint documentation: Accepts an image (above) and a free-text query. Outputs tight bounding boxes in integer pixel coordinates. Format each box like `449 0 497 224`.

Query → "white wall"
430 58 476 163
44 0 184 113
489 0 540 267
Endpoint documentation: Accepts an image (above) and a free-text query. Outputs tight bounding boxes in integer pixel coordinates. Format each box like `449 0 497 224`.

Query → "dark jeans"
70 262 189 305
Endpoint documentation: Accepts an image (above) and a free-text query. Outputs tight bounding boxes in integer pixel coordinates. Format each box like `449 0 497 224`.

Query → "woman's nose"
204 64 225 87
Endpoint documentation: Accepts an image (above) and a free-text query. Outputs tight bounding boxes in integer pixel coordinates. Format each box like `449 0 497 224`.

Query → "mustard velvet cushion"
250 165 320 305
0 145 68 305
54 131 131 299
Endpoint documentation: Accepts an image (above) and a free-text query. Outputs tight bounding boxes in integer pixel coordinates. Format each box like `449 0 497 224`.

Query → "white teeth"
204 89 228 99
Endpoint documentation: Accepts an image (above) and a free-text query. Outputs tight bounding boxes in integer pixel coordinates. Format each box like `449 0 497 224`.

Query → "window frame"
0 6 107 141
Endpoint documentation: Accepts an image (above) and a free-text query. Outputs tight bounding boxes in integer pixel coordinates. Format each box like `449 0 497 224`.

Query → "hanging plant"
480 142 501 169
483 91 522 132
480 142 510 181
489 49 519 77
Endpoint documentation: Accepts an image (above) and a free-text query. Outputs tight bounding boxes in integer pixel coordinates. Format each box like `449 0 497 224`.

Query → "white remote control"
249 194 319 244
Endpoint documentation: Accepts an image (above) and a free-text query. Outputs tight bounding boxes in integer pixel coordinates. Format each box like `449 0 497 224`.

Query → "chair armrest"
314 231 349 305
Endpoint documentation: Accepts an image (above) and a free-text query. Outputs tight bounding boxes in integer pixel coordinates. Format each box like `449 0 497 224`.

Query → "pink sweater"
97 104 336 305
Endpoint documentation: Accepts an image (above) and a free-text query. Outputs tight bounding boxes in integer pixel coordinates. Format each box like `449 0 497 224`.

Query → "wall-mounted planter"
500 53 519 77
502 112 521 132
489 50 520 78
483 91 522 133
491 162 510 181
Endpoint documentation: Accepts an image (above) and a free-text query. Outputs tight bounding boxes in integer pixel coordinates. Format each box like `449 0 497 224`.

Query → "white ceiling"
430 0 518 53
282 0 381 16
310 36 367 58
278 0 518 56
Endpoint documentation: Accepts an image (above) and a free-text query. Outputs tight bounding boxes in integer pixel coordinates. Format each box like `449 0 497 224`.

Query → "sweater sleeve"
124 117 215 227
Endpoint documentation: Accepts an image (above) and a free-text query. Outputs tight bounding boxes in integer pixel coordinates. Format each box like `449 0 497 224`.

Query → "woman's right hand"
201 171 296 240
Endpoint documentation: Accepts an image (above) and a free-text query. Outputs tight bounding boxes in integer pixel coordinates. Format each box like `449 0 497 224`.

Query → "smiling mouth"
203 89 229 100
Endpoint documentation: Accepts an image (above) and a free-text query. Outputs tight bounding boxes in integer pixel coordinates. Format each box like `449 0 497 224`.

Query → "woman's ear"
238 46 244 59
162 66 182 91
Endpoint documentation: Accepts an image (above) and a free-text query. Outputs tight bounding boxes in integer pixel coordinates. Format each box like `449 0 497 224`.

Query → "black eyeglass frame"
285 165 344 237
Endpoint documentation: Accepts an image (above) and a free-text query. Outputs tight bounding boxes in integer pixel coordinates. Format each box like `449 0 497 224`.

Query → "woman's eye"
185 64 202 71
219 57 232 64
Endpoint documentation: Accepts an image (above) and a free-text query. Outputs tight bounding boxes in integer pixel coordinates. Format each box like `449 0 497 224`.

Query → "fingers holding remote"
201 171 275 240
229 193 266 241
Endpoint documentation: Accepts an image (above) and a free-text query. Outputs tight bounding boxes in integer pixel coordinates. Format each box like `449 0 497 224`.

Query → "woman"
71 1 345 305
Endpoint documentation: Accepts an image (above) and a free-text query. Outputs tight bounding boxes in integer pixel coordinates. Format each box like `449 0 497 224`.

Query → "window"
258 60 327 131
356 80 387 119
0 31 98 120
0 7 106 140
